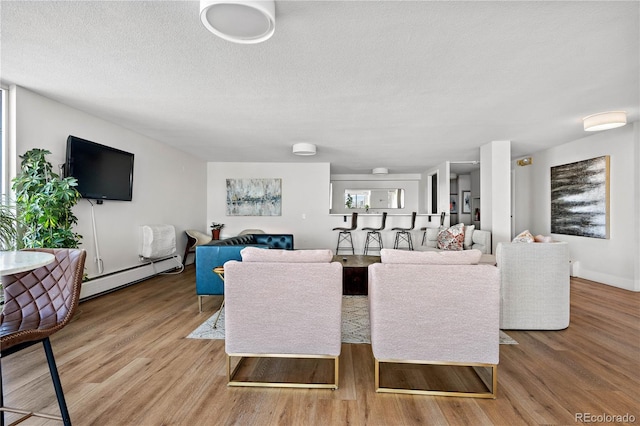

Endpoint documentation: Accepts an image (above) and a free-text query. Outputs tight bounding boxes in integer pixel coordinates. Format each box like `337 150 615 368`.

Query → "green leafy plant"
345 193 353 209
12 148 82 248
0 196 17 250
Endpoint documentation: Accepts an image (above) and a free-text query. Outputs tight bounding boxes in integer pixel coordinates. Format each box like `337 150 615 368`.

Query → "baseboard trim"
80 255 182 300
577 268 638 292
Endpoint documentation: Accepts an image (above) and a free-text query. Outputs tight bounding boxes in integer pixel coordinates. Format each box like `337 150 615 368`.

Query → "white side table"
0 251 55 276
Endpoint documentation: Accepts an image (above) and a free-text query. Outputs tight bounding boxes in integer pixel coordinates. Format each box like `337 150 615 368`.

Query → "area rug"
187 296 517 345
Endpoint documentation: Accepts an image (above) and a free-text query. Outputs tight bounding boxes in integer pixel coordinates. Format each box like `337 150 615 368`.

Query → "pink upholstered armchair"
368 249 500 398
223 247 342 389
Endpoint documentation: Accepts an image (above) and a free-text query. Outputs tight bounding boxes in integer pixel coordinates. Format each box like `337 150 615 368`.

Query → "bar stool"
422 211 446 244
392 212 417 250
333 212 358 254
362 212 387 255
420 226 428 245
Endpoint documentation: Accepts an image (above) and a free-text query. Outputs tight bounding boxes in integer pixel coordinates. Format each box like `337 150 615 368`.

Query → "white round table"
0 251 55 276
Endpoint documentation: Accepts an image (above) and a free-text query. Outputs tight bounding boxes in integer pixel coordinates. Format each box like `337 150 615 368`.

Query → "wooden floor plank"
1 267 638 425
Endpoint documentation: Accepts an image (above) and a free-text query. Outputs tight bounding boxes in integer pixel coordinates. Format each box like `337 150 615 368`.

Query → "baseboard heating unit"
80 255 181 300
80 224 181 300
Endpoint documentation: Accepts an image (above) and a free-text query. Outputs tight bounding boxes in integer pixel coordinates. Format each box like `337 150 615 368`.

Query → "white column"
480 140 511 253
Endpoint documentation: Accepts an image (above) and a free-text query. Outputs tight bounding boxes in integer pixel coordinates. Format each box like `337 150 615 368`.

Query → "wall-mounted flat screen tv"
65 135 134 201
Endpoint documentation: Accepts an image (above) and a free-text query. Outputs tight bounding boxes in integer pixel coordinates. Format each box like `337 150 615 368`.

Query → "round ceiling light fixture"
372 168 389 175
583 111 627 132
292 143 316 156
200 0 275 44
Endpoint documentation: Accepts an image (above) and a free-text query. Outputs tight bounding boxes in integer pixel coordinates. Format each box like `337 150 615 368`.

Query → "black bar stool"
420 226 428 245
362 212 387 255
422 212 446 244
392 212 417 250
333 212 358 254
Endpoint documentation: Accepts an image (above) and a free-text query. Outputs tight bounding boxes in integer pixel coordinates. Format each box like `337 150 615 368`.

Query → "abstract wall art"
226 178 282 216
462 191 471 214
550 156 610 239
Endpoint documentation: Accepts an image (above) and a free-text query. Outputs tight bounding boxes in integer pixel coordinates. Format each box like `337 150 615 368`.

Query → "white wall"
513 123 639 291
10 86 207 279
207 164 430 254
207 162 336 250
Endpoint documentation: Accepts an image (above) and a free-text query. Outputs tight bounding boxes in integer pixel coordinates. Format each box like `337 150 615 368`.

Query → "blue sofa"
195 234 294 311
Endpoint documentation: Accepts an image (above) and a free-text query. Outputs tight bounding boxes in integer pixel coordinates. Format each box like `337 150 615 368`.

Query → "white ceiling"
1 1 638 174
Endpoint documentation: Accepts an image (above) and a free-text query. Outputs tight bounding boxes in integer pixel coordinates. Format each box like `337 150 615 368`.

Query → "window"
1 87 6 195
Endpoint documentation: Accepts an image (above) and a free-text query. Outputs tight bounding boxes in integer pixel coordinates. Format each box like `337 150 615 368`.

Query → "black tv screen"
65 135 134 201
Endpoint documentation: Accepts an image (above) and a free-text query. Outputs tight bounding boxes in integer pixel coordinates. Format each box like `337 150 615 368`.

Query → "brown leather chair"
1 248 86 426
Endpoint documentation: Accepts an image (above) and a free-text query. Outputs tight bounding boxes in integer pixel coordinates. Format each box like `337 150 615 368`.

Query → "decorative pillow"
241 247 333 263
436 223 465 251
381 248 482 265
513 230 535 243
464 224 475 249
534 234 554 243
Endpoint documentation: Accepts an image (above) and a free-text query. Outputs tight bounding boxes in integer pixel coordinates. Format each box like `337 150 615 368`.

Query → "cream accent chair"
223 247 342 389
237 229 265 235
183 229 212 266
369 249 500 398
496 241 570 330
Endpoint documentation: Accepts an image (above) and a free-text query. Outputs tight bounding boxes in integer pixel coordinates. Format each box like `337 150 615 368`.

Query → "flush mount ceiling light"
200 0 275 44
292 143 316 156
372 168 389 175
583 111 627 132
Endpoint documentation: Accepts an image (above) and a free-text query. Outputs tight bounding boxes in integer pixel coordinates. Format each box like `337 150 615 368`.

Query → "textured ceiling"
1 1 638 174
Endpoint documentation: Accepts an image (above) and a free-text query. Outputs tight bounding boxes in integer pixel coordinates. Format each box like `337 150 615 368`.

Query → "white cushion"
424 228 440 247
241 247 333 263
464 224 475 249
380 248 483 265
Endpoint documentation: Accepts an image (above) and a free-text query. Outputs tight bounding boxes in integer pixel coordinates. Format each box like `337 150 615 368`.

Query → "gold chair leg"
212 298 225 329
227 354 339 389
375 359 497 398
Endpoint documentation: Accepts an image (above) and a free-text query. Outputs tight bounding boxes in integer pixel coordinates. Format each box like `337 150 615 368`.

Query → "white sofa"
496 241 570 330
418 226 492 254
368 248 500 398
223 247 342 389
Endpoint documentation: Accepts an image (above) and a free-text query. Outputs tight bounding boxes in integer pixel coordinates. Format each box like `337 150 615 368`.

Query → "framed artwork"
462 191 471 214
226 178 282 216
449 194 457 213
550 156 610 239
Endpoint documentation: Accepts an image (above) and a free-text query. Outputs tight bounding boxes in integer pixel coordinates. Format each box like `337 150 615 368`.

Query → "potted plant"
12 148 82 248
210 222 224 240
345 194 353 209
0 196 18 304
0 196 17 251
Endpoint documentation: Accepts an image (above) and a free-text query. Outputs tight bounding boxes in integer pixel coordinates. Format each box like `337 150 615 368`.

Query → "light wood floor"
2 266 639 425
